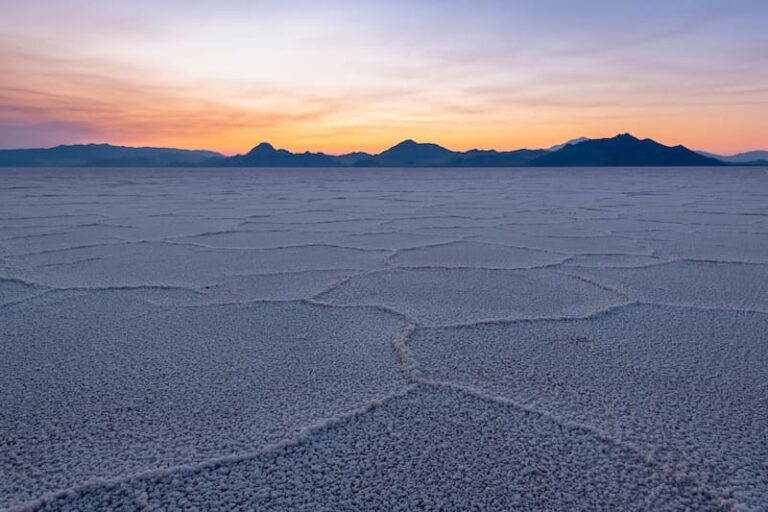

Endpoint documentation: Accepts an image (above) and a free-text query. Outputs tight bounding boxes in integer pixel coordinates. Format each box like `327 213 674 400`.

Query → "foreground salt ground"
0 167 766 511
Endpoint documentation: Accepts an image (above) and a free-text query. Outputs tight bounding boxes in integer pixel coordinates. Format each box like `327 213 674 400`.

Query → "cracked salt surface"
632 230 768 263
562 253 668 268
471 229 649 255
390 240 567 269
24 388 735 512
0 279 45 307
318 267 626 326
1 166 767 511
1 293 406 506
409 304 768 508
566 260 768 313
9 242 388 289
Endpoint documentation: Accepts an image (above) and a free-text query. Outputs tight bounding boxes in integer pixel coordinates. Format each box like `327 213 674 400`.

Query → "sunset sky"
1 0 766 155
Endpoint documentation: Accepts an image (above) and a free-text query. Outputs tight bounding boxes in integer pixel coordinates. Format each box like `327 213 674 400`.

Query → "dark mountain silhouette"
335 151 375 166
0 135 736 168
449 148 548 166
218 136 735 167
0 144 222 167
336 140 546 167
223 142 338 167
531 134 723 167
371 139 456 166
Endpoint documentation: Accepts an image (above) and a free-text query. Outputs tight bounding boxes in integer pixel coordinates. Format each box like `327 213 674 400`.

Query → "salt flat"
1 167 767 511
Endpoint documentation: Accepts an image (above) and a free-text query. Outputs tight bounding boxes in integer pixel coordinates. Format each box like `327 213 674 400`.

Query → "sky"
0 0 766 155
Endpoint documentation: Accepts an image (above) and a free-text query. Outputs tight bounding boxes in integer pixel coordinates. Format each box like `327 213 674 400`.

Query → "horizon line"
0 133 764 158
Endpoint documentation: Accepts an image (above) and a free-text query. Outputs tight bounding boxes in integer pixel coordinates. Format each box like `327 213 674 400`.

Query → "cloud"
0 121 99 148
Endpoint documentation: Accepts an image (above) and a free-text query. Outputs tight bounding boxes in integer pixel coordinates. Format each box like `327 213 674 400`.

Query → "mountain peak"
375 139 455 166
250 142 276 152
532 133 722 167
391 139 421 148
228 142 338 167
384 139 451 152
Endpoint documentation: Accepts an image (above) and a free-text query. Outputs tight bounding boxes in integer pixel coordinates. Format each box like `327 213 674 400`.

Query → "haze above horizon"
1 0 766 155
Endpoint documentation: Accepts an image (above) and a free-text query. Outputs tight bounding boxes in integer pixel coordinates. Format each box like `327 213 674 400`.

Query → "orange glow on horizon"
1 1 766 156
2 57 763 156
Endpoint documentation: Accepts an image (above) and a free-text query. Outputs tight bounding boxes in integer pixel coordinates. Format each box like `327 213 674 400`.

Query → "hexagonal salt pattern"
565 260 768 313
318 267 627 326
1 166 767 511
389 240 568 269
408 305 768 509
1 292 407 506
24 388 734 512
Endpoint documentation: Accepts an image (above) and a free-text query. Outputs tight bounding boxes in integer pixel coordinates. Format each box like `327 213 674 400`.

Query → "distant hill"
0 135 734 168
335 151 375 166
372 139 456 166
547 136 590 152
532 134 723 167
449 148 548 167
698 150 768 164
223 139 547 167
224 142 337 167
0 144 223 167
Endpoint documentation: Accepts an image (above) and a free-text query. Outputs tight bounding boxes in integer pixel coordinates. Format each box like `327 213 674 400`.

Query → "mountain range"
531 134 720 167
0 134 763 168
0 144 222 167
697 150 768 164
